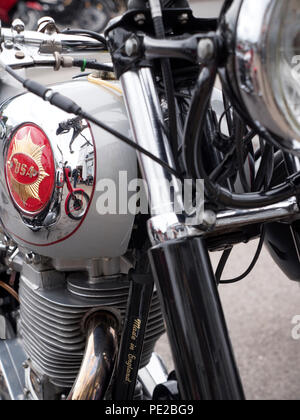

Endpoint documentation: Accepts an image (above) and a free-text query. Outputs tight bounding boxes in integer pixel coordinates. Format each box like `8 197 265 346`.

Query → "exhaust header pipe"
68 309 120 400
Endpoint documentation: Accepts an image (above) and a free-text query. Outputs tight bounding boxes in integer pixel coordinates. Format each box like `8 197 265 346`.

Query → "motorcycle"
0 0 299 401
1 0 126 32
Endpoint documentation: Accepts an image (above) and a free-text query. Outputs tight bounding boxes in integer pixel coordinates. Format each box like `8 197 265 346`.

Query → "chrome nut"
12 19 25 34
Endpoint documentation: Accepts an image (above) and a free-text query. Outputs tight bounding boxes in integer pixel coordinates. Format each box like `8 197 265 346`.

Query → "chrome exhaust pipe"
68 310 120 400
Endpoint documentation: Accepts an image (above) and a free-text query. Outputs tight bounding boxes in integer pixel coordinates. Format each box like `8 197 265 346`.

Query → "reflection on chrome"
56 116 91 154
56 118 93 221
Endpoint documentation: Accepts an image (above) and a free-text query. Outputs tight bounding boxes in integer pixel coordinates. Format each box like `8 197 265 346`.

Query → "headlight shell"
223 0 300 150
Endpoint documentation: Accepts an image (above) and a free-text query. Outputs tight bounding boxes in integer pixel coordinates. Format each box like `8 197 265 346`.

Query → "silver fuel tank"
0 77 137 264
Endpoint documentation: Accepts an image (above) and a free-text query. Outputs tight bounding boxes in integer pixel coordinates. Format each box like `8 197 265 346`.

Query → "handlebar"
0 27 103 48
0 23 105 70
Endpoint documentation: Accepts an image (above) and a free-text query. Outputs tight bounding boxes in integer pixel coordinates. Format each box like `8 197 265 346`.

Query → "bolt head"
125 38 139 57
4 40 14 50
12 19 25 34
134 13 146 25
15 51 25 60
203 210 217 227
25 252 40 265
178 13 189 24
198 39 215 61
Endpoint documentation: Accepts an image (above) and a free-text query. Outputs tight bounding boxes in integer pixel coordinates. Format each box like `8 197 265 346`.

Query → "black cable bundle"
183 65 300 210
149 0 179 164
61 28 107 48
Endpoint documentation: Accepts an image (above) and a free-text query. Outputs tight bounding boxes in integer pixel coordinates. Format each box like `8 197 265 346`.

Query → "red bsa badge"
6 124 55 215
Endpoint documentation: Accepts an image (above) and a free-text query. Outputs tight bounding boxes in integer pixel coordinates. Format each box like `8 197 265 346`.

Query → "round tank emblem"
6 124 55 215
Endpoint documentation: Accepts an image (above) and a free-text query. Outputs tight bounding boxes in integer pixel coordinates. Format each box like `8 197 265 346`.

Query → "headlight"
222 0 300 150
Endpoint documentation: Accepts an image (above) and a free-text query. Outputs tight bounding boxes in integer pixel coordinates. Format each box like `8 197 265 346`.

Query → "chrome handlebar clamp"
0 17 103 70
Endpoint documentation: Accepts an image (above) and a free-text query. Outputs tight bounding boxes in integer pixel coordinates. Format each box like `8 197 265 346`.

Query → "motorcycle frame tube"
149 237 245 400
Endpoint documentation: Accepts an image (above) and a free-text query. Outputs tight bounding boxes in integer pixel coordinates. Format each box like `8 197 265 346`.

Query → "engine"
18 261 165 399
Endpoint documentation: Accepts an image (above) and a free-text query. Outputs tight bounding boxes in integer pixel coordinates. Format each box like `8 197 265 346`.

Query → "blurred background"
2 0 300 400
0 1 126 31
0 0 222 30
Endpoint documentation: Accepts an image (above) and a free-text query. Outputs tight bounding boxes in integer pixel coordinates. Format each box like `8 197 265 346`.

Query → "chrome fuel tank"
0 78 137 261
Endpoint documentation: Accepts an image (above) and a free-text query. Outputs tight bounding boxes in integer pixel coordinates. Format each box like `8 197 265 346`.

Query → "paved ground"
156 242 300 400
155 0 300 400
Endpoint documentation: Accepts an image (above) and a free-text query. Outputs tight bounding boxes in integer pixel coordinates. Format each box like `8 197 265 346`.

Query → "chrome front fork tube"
121 67 189 243
120 67 245 400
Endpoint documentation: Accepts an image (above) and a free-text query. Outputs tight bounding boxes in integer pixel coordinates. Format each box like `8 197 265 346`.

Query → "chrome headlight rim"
224 0 300 150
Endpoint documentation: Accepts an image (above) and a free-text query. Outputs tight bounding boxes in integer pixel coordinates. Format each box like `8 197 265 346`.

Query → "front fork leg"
149 236 245 400
120 67 244 399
